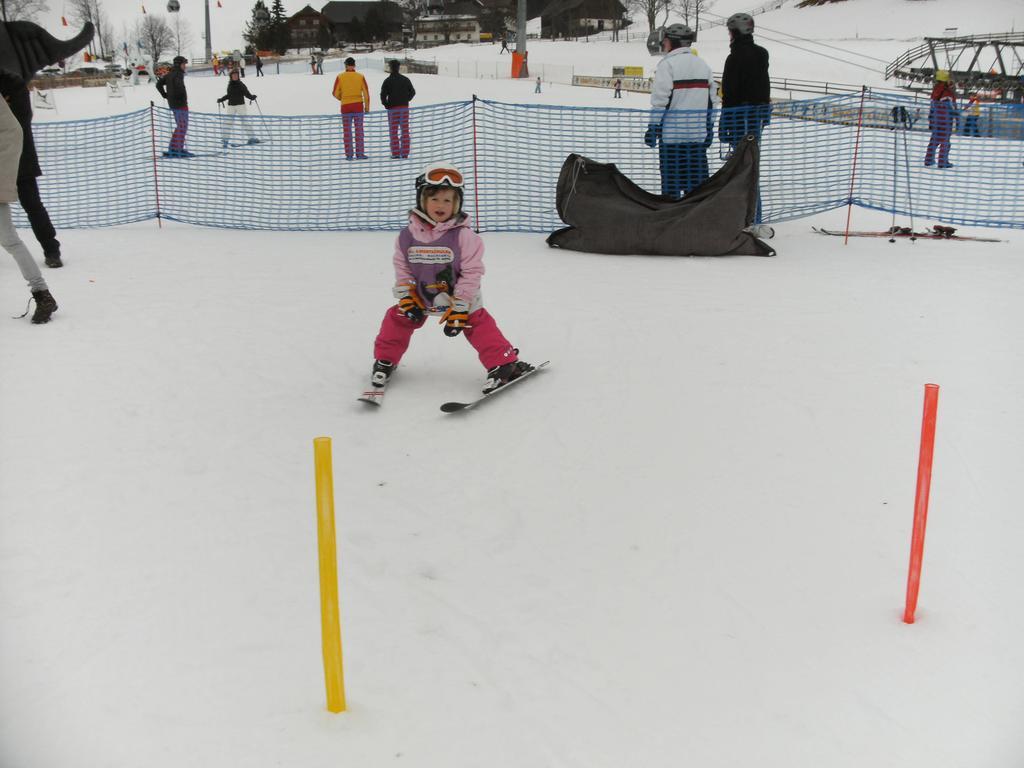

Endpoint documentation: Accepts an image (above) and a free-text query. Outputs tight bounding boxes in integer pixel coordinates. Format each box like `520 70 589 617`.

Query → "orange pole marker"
314 437 347 711
903 383 940 624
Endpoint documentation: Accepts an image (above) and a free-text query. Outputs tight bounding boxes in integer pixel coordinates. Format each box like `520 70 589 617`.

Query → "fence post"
148 101 163 228
842 86 868 244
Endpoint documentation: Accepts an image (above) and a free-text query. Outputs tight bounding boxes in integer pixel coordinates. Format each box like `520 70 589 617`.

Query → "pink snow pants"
341 103 365 159
373 306 518 370
387 107 410 158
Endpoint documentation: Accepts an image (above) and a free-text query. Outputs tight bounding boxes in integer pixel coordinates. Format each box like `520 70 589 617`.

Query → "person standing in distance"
332 57 370 160
644 24 718 198
380 60 415 159
719 12 770 148
155 56 192 157
924 70 957 168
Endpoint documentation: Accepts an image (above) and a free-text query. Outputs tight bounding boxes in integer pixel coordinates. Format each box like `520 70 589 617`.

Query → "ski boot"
371 359 394 388
482 359 534 395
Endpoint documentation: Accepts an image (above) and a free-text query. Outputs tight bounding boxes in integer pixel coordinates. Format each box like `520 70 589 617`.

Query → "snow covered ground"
4 3 1024 766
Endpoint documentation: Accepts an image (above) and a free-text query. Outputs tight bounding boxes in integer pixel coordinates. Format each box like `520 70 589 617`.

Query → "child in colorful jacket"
368 163 533 395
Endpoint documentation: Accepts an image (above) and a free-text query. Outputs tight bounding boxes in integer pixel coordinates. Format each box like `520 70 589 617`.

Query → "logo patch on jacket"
408 246 455 264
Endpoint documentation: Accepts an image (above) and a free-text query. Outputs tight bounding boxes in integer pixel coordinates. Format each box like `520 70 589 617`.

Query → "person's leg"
659 143 683 199
398 108 410 158
341 110 354 158
170 108 189 152
354 111 365 158
924 130 939 165
462 308 518 369
15 176 60 259
938 128 952 166
1 203 48 292
388 109 400 157
373 306 426 364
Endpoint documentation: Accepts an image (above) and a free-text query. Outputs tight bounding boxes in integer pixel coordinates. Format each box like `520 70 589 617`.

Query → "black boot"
44 251 63 268
30 290 58 324
482 359 534 394
371 359 394 388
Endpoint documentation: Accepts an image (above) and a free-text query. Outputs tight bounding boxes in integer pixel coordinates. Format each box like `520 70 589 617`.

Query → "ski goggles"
422 166 464 187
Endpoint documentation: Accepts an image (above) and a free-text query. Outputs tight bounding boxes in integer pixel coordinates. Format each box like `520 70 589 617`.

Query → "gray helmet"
664 23 696 44
727 13 755 35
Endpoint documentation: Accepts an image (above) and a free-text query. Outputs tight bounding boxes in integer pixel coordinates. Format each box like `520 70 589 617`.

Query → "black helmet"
173 55 187 66
727 13 754 35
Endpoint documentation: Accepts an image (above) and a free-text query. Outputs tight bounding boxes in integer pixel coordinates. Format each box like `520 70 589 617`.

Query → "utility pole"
516 0 526 54
204 0 212 62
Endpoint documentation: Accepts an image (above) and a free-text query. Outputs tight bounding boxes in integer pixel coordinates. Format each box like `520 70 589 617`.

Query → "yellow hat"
691 46 699 56
936 70 950 82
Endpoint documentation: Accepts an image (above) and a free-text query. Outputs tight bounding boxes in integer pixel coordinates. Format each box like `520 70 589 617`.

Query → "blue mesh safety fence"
13 92 1024 233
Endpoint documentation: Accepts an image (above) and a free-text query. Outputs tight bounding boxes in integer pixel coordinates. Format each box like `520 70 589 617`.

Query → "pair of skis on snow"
813 224 1003 242
358 361 550 413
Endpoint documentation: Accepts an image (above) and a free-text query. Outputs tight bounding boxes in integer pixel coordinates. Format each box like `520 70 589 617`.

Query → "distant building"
414 14 482 45
320 0 405 44
538 0 627 38
288 5 332 49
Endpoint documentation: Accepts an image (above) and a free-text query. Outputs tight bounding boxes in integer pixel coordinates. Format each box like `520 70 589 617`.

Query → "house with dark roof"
320 1 405 44
538 0 627 38
287 5 333 49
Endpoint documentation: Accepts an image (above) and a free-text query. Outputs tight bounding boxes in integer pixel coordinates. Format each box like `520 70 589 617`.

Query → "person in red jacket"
331 57 369 160
925 70 957 168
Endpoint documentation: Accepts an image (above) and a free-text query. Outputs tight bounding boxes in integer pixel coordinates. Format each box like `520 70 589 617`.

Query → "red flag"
216 1 222 7
61 15 68 25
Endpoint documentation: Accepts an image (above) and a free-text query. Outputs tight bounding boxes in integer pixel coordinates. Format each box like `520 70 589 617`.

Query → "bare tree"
677 0 715 29
67 0 110 56
3 0 50 21
628 0 671 33
136 14 175 64
171 14 193 56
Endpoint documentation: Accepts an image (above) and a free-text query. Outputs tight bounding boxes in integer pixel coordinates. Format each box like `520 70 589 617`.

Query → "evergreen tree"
269 0 291 55
244 0 273 51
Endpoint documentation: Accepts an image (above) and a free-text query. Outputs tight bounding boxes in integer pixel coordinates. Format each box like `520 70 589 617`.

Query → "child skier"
216 69 259 147
368 162 533 395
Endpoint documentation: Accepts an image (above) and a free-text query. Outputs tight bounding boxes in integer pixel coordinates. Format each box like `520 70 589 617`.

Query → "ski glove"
393 281 426 322
440 298 471 337
643 124 660 148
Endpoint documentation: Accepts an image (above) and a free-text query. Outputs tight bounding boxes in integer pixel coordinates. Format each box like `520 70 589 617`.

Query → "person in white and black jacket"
216 69 260 147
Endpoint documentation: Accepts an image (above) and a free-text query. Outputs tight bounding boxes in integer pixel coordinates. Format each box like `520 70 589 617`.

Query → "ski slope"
4 3 1024 766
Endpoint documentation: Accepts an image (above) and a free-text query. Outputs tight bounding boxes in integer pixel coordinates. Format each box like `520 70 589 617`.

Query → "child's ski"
812 226 1002 242
357 386 386 406
441 361 550 413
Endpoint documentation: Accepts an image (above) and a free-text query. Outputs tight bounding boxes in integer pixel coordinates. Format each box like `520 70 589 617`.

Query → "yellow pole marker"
314 437 346 713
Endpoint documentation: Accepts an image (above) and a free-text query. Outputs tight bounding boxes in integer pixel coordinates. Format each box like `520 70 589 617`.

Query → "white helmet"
727 13 754 35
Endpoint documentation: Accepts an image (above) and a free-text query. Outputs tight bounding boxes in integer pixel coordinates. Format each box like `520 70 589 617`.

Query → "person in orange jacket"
332 57 370 159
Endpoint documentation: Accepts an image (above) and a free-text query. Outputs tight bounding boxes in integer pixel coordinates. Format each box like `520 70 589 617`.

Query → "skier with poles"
216 68 260 147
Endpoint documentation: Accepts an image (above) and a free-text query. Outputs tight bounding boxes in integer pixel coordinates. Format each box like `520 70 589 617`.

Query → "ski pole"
901 121 916 240
254 98 272 143
890 119 898 242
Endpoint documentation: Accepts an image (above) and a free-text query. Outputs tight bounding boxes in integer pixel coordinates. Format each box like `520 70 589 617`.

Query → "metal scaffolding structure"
886 33 1024 101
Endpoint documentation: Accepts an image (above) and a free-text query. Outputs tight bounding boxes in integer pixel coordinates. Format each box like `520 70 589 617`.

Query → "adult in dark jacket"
719 12 771 148
155 56 191 157
1 18 94 274
380 59 415 159
217 69 259 146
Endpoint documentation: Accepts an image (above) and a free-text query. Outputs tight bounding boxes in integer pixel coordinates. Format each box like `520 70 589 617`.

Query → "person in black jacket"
719 12 771 149
217 69 260 146
155 56 191 157
380 59 415 159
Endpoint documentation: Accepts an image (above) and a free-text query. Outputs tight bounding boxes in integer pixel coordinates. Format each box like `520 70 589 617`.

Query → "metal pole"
516 0 526 55
204 0 213 63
